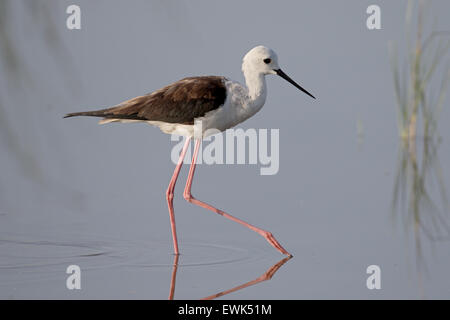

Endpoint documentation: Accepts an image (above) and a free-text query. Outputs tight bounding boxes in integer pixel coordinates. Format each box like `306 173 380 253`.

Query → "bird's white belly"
146 121 195 137
145 115 240 138
145 108 250 138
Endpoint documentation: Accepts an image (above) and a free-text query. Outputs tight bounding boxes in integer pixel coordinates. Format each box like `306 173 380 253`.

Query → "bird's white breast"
192 80 265 137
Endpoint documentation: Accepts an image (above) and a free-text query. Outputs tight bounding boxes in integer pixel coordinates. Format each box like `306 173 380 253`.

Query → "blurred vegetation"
392 139 449 249
390 0 450 142
0 1 66 182
391 1 450 295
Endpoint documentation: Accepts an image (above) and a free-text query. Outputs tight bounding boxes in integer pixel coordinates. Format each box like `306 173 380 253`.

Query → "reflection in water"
168 255 292 300
392 138 449 244
392 138 449 295
168 255 179 300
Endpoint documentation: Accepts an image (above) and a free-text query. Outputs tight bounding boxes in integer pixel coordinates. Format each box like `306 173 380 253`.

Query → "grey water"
1 0 450 299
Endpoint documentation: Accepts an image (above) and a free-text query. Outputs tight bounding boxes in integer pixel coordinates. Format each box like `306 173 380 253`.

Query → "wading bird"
64 45 315 257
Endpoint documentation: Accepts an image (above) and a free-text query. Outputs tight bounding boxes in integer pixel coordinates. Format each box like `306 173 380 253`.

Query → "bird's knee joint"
166 191 174 202
183 192 192 202
262 231 272 238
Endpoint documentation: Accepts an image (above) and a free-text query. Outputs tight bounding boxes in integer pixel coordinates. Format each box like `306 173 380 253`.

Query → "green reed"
390 0 450 142
390 2 450 293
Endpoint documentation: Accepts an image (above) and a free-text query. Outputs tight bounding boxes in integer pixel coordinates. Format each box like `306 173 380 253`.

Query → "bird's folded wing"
65 76 227 125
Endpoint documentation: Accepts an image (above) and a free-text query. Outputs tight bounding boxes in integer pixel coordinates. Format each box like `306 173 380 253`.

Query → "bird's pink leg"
183 139 292 256
166 137 191 255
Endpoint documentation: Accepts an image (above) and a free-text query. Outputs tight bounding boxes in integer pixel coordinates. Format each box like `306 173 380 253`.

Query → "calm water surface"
1 0 450 299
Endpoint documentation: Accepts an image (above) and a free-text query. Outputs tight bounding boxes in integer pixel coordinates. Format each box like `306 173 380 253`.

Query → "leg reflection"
201 256 292 300
168 254 179 300
167 255 292 300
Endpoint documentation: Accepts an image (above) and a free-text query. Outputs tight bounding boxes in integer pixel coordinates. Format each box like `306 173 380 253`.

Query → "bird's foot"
261 231 292 257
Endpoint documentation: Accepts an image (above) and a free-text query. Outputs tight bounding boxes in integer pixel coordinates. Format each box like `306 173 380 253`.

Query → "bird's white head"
242 45 315 99
242 45 280 76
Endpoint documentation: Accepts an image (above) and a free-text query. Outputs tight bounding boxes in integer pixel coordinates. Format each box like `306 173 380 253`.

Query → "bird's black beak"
275 69 315 99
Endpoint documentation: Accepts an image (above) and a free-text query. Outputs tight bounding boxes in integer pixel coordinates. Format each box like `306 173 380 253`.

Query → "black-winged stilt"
64 45 315 257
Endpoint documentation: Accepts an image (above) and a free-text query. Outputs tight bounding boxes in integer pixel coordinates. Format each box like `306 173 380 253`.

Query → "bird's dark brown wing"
64 76 227 125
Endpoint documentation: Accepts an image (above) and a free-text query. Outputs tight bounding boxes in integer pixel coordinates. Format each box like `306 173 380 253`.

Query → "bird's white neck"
243 70 267 109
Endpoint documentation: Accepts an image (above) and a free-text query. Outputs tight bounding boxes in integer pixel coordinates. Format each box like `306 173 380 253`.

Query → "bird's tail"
64 106 146 121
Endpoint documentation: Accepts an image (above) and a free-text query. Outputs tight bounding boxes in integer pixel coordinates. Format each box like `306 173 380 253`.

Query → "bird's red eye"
263 58 271 64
